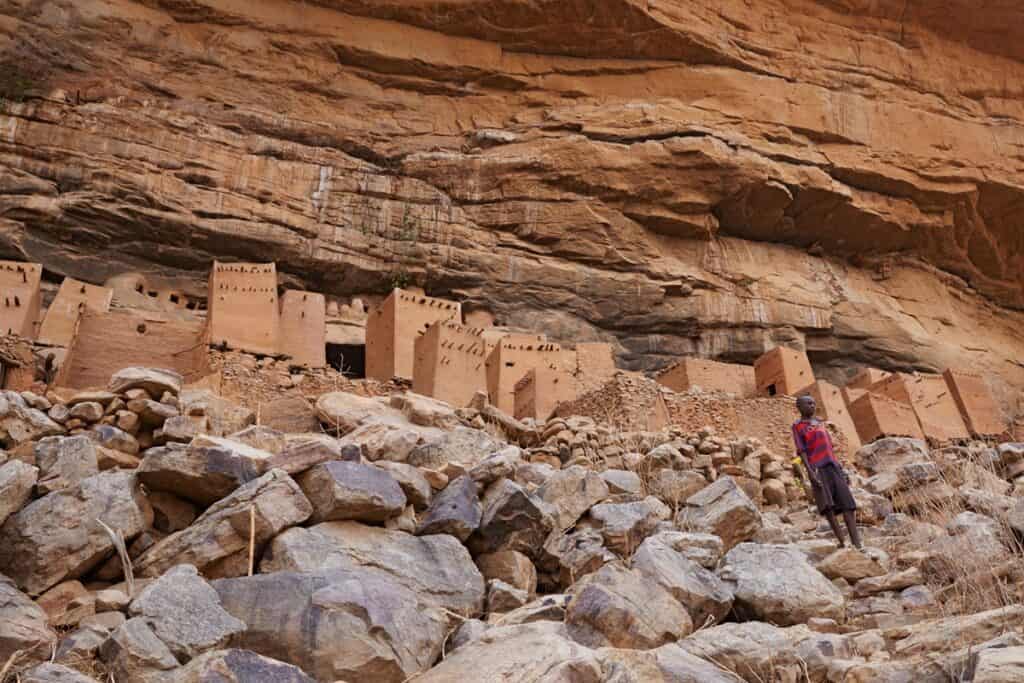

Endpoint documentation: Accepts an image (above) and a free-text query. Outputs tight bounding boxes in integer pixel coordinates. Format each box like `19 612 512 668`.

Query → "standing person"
792 394 862 549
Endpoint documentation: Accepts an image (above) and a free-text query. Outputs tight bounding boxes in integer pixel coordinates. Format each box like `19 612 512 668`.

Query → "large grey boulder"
540 528 616 589
34 435 99 495
587 496 670 556
109 367 183 397
632 532 734 627
0 574 56 666
214 570 448 682
265 434 346 475
374 461 432 509
160 649 316 683
415 622 603 682
678 621 800 681
179 390 254 437
138 437 274 506
296 461 406 523
261 522 485 617
128 564 246 661
0 471 153 595
0 391 65 446
677 476 762 551
314 392 402 435
856 437 929 474
134 470 312 579
719 543 845 625
17 663 98 683
0 459 37 526
416 475 481 541
469 479 556 558
536 465 610 531
99 617 180 682
973 645 1024 683
566 563 693 649
407 427 503 469
598 644 737 683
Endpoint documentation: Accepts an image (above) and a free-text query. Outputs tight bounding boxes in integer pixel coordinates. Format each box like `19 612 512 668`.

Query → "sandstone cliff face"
1 1 1023 403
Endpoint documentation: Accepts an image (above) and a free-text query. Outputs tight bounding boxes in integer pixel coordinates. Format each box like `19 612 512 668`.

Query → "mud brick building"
413 321 490 408
754 347 815 397
514 364 578 421
798 379 862 453
0 261 42 339
846 368 890 391
366 289 461 382
486 339 565 415
573 343 618 394
38 278 113 348
849 392 925 443
657 357 756 397
279 290 326 368
943 369 1006 437
207 262 280 356
867 373 969 443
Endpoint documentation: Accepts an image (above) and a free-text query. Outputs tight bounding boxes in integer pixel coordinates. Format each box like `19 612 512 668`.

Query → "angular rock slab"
0 574 56 666
109 367 183 398
678 621 801 681
160 649 317 683
100 617 180 682
296 460 406 523
598 645 738 683
0 391 65 446
973 645 1024 683
314 392 402 434
566 563 693 649
137 437 272 506
260 521 485 617
678 475 762 551
468 479 555 559
214 570 448 683
407 426 504 469
0 458 37 527
0 470 153 596
416 475 481 541
536 465 610 531
415 622 604 683
128 564 246 661
17 663 99 683
719 543 845 625
587 496 670 556
134 469 312 579
34 435 99 495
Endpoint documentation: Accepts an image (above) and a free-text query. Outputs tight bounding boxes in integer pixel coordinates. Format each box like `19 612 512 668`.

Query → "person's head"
796 394 816 419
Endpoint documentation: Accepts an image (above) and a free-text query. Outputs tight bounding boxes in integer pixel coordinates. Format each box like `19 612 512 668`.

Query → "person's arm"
792 423 819 484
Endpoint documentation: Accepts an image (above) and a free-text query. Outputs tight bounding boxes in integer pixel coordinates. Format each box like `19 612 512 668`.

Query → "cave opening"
327 343 365 378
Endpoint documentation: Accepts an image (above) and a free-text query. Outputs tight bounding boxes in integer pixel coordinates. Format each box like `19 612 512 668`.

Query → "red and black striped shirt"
792 419 838 470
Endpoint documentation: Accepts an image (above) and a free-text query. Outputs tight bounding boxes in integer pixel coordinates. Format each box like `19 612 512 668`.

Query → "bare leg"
824 511 846 547
843 511 862 549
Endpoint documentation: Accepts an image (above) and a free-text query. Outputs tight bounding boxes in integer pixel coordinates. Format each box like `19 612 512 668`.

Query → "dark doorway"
327 343 365 378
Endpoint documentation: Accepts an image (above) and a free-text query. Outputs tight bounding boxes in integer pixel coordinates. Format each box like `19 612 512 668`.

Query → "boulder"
476 550 537 596
497 594 570 627
670 532 724 569
128 399 181 429
0 459 37 526
390 392 461 430
469 479 555 558
227 426 286 454
677 476 762 551
632 532 734 627
137 437 272 505
68 401 104 423
314 392 401 434
159 649 317 683
407 427 503 469
0 470 152 595
973 645 1024 683
149 491 198 533
260 522 485 617
587 496 670 556
536 465 610 530
374 461 432 509
179 390 254 437
89 425 140 455
260 395 320 433
37 580 95 628
816 547 887 582
214 570 448 682
17 663 98 683
597 645 737 683
54 624 109 668
648 469 708 506
467 446 521 485
415 622 603 682
0 391 65 446
67 391 117 407
34 435 99 495
109 367 183 398
854 567 925 597
566 563 693 649
296 461 406 523
134 470 312 579
265 434 346 475
539 528 616 588
600 469 642 495
339 420 438 463
0 574 56 665
99 617 180 682
154 415 203 444
128 564 246 661
678 621 800 681
416 475 481 541
856 437 929 474
487 579 529 613
719 543 845 625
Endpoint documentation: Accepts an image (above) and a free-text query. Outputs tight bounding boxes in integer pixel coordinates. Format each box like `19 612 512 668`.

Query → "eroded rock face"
160 649 317 683
0 574 56 666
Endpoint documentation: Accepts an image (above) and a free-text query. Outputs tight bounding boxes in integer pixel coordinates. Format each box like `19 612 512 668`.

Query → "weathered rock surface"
0 574 56 665
160 649 316 683
297 460 406 523
18 663 98 683
134 469 311 579
588 496 671 556
973 645 1024 683
100 617 180 682
0 392 64 447
678 621 800 681
214 570 448 682
598 645 737 683
260 522 485 616
415 475 481 541
469 479 555 558
34 435 99 495
109 367 182 398
536 465 610 531
719 543 845 625
136 439 268 505
0 470 152 595
678 476 762 551
407 427 503 469
0 459 37 526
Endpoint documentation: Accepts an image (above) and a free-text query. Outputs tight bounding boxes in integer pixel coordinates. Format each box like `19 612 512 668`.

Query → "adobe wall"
800 379 862 453
514 364 578 422
0 261 42 339
279 290 326 368
657 357 756 397
365 289 461 381
38 278 113 348
413 321 489 408
64 309 209 390
754 346 814 397
944 369 1007 437
486 340 565 415
0 336 37 391
849 392 925 444
208 262 280 356
573 342 618 394
846 368 891 391
867 372 970 442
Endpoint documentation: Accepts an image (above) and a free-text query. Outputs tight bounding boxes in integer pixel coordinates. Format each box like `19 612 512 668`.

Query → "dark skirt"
810 462 857 514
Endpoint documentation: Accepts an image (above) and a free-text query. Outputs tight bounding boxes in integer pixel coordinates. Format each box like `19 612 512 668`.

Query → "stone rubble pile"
1 369 1023 682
